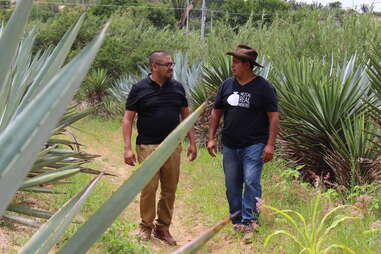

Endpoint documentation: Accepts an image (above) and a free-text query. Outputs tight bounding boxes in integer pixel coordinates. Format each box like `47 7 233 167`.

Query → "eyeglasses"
154 62 175 67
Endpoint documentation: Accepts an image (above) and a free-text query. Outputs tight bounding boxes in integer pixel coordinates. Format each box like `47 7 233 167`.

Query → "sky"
294 0 381 11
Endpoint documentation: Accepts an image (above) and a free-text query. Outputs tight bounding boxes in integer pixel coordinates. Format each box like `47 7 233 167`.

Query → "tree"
328 1 342 9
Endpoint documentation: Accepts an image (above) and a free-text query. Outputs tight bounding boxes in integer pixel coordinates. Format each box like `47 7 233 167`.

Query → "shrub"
273 56 380 189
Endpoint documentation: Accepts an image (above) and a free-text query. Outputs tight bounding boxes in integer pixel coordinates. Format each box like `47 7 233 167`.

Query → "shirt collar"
147 73 171 88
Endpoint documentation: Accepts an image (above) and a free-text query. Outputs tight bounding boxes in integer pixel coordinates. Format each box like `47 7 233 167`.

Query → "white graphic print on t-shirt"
227 92 239 106
227 92 251 108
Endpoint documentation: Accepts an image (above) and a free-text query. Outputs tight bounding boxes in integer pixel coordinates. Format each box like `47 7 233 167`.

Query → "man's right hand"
207 139 217 157
124 149 137 166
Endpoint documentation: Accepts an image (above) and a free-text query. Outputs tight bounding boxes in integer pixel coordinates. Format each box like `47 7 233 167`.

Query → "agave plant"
3 106 108 228
273 55 380 190
0 10 110 228
108 52 202 103
79 68 111 104
108 66 147 103
0 0 110 252
172 51 203 98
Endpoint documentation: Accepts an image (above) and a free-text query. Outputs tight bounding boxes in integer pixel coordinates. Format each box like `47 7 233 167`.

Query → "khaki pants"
137 144 181 231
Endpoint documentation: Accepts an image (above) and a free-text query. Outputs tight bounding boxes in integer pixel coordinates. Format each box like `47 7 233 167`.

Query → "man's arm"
261 112 279 163
180 107 197 161
123 110 137 166
207 108 224 157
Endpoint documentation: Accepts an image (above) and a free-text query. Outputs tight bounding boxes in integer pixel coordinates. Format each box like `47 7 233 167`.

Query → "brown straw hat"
226 45 263 68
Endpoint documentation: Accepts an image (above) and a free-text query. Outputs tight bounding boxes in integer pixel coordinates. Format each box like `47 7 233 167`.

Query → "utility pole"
200 0 206 40
210 10 213 33
186 0 189 33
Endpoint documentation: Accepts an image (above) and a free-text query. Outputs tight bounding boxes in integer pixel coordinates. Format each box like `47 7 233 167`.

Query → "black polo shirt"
214 76 278 149
125 75 188 145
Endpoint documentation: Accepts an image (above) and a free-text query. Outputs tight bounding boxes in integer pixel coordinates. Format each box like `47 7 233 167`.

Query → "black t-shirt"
214 76 278 149
125 75 188 145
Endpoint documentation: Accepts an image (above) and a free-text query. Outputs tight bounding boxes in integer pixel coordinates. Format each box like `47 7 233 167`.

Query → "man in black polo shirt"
207 45 279 243
123 50 197 246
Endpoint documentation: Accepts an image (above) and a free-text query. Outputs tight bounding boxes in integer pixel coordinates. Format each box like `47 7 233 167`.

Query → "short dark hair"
148 50 170 65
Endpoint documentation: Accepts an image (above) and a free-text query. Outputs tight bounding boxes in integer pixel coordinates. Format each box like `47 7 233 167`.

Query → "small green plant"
348 184 381 212
280 165 304 181
264 194 359 254
101 220 149 254
322 188 340 201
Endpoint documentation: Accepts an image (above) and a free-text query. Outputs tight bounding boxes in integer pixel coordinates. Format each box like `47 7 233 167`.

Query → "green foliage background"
2 1 379 79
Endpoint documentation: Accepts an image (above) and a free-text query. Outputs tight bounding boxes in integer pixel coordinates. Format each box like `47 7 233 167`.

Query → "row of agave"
0 1 206 253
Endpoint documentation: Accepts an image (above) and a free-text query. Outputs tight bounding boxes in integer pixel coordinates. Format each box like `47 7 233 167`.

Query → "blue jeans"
223 143 265 225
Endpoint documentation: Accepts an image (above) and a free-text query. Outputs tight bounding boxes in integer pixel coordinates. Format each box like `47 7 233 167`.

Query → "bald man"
123 50 197 246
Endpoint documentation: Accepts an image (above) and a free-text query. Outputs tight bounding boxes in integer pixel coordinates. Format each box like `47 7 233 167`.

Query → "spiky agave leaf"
367 43 381 129
172 51 203 99
108 72 141 103
0 13 86 131
325 114 381 187
0 12 105 222
7 205 53 219
0 0 33 99
19 173 104 254
2 213 40 228
172 211 240 254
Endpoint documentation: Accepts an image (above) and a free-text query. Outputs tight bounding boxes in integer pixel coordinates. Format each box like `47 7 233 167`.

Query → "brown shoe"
233 224 245 233
241 223 258 244
139 226 152 241
153 228 177 246
242 229 253 244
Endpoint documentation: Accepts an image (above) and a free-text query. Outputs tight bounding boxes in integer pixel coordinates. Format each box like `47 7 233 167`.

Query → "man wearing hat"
207 45 279 242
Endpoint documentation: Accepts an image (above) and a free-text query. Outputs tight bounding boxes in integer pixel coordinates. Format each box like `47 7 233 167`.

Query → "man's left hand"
261 144 274 163
187 144 197 161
